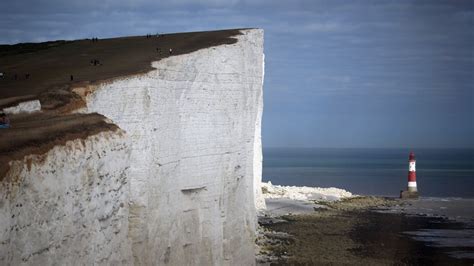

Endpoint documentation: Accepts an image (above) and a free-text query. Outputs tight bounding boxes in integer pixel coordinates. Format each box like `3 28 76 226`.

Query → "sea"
263 148 474 198
263 148 474 260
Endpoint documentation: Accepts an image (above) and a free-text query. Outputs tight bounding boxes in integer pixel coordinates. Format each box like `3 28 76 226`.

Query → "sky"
1 0 473 148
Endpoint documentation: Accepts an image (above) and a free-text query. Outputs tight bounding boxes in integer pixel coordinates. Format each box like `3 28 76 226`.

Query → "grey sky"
1 0 473 148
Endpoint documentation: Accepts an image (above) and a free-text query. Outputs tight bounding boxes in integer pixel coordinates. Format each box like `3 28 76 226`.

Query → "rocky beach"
256 182 474 265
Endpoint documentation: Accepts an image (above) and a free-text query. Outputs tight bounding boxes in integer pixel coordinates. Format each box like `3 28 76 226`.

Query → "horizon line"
263 146 474 150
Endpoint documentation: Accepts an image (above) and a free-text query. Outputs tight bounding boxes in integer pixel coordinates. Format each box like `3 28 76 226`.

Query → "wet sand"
258 197 474 265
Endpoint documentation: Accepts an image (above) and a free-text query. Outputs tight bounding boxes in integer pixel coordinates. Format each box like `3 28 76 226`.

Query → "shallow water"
380 197 474 260
263 148 474 198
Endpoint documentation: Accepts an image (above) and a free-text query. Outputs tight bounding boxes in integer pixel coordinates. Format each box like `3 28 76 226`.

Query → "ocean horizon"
263 147 474 198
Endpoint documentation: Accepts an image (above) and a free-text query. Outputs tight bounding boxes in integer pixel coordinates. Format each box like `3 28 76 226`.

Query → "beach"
256 183 474 265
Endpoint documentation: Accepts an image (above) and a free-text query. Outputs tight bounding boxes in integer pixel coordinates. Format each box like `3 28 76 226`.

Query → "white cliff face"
254 53 266 211
3 100 41 114
0 130 132 265
0 29 264 265
86 29 264 265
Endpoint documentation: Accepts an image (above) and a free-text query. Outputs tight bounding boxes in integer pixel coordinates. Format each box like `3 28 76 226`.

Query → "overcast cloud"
1 0 473 148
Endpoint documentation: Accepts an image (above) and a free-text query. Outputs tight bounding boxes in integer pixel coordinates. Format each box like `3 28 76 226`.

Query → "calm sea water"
263 148 474 198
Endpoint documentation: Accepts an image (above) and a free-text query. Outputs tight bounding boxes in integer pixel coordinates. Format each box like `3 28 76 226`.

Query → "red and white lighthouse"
401 151 419 198
407 152 417 192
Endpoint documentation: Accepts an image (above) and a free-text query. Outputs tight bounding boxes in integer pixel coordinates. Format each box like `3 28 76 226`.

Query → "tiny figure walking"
169 48 173 55
70 75 74 81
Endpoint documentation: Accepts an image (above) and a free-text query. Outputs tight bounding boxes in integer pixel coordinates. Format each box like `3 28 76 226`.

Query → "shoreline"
256 189 474 265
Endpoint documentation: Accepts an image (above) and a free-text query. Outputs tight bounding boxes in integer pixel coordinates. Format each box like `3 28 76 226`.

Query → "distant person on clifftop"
169 48 173 55
0 113 10 129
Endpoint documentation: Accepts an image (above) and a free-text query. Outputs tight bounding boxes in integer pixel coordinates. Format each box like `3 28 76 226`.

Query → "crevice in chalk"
181 186 207 194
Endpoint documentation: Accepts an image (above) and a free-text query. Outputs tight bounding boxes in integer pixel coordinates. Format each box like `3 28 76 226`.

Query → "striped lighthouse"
407 152 417 192
400 151 419 199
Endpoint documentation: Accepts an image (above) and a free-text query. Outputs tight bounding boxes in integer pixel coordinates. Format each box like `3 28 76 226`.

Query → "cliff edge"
0 28 264 265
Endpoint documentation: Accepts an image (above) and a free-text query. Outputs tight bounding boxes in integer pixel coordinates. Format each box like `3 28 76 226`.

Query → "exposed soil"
0 113 119 182
259 197 474 265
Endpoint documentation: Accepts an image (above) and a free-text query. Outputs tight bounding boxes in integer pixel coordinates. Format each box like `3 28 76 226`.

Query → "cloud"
1 0 472 148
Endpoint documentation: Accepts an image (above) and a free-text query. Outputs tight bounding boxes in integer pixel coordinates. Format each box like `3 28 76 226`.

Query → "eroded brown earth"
0 113 119 181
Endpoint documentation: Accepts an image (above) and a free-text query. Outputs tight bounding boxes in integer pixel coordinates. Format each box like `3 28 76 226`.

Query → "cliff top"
0 28 248 180
0 29 243 109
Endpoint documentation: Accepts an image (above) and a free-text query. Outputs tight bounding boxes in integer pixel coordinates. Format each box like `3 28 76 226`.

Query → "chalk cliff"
0 130 132 265
0 29 264 265
85 29 264 265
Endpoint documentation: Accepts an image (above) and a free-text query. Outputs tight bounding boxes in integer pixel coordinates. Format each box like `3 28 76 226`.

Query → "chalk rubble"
261 181 353 202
